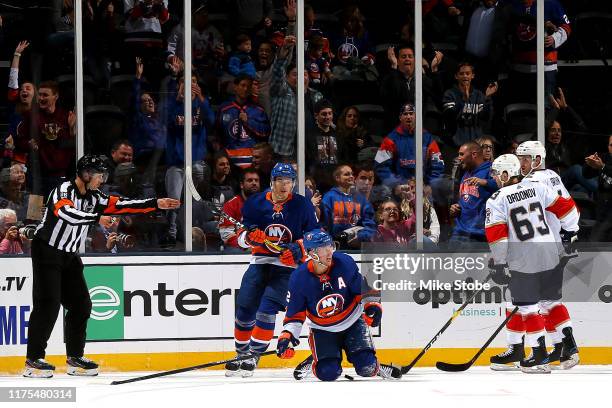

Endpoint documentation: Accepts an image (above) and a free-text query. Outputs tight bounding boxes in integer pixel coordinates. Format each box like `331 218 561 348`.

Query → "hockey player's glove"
245 227 274 247
279 240 306 267
490 263 511 285
560 229 578 256
363 302 383 327
276 331 299 359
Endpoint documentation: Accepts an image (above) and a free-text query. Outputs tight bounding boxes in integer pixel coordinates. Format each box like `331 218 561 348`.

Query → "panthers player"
225 163 319 377
513 141 579 369
276 230 401 380
485 153 579 373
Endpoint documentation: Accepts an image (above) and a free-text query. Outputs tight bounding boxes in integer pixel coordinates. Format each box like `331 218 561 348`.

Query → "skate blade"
225 369 242 377
490 362 521 371
23 367 53 378
241 370 255 378
67 366 98 376
560 354 580 370
520 364 551 374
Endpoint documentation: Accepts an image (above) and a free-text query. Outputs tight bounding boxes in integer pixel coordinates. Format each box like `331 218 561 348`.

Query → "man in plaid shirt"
270 35 322 158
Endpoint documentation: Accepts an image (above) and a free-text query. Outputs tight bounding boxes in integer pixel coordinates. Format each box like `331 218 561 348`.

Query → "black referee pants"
26 238 92 360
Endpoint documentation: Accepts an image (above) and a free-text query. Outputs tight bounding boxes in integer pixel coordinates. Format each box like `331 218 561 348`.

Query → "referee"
24 155 180 378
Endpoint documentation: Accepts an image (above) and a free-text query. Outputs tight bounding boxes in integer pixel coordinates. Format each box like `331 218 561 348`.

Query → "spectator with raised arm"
583 135 612 241
442 62 497 147
269 35 323 159
164 71 215 247
15 81 76 195
129 57 166 186
4 41 35 167
166 3 225 99
381 43 443 130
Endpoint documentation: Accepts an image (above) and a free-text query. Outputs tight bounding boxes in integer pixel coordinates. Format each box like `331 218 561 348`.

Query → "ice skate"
67 356 99 376
490 342 524 371
23 358 55 378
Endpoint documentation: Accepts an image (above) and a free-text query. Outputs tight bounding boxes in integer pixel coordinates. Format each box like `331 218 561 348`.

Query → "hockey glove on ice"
279 241 306 267
560 229 578 256
490 263 511 285
363 302 383 327
276 331 299 359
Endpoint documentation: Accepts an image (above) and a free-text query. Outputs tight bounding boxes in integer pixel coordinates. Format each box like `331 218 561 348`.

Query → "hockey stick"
400 273 492 374
110 350 276 385
185 165 283 252
435 306 519 372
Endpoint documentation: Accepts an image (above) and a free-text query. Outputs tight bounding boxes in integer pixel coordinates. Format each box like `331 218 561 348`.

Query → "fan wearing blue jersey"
276 230 401 380
225 163 319 377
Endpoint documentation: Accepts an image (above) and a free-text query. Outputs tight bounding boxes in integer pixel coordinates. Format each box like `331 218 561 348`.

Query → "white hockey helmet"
516 140 546 175
492 154 521 185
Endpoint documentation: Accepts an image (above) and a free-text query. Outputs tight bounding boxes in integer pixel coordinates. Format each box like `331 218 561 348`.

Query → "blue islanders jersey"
282 252 367 337
239 191 319 266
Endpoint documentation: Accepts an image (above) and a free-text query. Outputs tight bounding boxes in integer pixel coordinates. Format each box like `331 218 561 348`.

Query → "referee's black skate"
490 342 524 371
520 337 551 374
378 363 402 379
23 358 55 378
560 327 579 370
240 354 260 377
67 356 99 376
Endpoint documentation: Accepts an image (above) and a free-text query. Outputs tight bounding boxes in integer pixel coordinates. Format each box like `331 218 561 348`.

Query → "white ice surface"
1 366 611 408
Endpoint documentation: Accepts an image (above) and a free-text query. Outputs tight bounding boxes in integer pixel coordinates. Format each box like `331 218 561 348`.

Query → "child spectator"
305 35 332 90
228 34 256 78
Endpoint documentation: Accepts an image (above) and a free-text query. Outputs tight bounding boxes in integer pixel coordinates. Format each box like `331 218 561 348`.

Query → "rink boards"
1 254 612 373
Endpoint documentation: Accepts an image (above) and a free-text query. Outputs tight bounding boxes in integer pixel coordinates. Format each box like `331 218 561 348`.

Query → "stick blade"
435 361 472 372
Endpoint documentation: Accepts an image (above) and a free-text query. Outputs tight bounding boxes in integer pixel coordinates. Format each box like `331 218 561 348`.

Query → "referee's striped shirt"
34 180 158 253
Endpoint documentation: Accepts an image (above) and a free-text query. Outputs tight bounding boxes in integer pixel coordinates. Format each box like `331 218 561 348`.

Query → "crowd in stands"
1 0 612 255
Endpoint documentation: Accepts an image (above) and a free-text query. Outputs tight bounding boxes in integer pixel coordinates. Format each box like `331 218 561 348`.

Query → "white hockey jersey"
485 178 579 273
524 169 571 241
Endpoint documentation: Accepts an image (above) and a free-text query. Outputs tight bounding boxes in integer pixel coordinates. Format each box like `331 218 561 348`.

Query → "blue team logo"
316 294 345 318
264 224 292 253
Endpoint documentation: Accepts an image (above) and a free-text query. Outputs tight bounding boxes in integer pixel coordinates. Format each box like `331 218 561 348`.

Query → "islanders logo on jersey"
264 223 293 253
517 23 536 42
316 294 345 318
